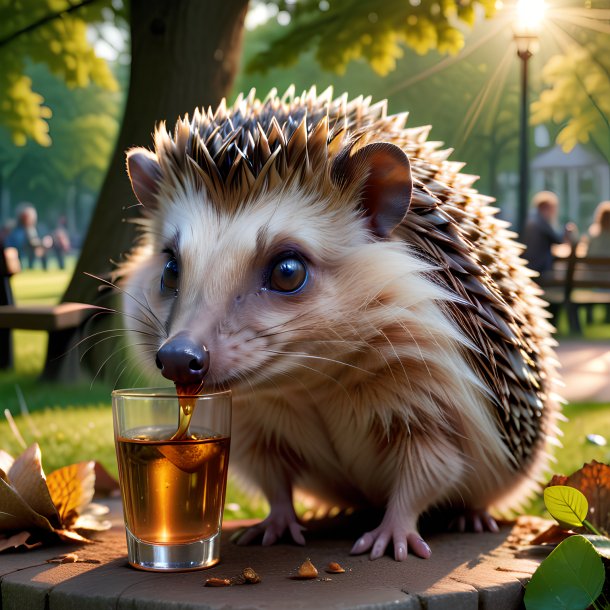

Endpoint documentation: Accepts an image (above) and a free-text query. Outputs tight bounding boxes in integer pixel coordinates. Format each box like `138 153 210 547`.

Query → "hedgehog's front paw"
234 504 306 547
350 518 431 561
449 508 499 533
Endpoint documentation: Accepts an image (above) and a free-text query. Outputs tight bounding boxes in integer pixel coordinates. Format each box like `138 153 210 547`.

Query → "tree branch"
0 0 101 49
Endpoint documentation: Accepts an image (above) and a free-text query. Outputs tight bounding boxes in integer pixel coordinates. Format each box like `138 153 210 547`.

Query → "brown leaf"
0 476 55 533
0 451 14 478
47 462 95 529
7 444 60 528
93 462 120 498
551 461 610 533
53 529 94 544
548 474 569 487
530 524 572 546
0 531 41 552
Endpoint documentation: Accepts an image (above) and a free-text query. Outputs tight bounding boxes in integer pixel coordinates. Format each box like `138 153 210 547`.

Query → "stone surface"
0 502 548 610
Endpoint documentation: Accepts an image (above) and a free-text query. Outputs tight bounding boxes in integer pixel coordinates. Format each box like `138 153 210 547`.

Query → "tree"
0 61 122 234
3 0 504 379
46 0 249 379
248 0 497 75
531 33 610 161
0 0 119 146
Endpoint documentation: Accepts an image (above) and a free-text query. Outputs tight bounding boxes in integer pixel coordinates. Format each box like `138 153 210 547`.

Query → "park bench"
539 246 610 334
0 246 98 378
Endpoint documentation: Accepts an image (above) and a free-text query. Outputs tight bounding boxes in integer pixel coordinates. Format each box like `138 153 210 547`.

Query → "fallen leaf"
0 531 40 552
47 462 95 529
0 447 108 552
93 462 120 497
0 476 55 532
530 524 571 546
7 444 60 528
561 461 610 533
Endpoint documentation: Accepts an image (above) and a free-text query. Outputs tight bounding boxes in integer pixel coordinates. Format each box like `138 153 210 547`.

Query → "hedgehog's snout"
155 334 209 384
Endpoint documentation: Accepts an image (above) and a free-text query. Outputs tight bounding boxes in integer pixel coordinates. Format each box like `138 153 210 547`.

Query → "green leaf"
544 486 588 529
524 535 605 610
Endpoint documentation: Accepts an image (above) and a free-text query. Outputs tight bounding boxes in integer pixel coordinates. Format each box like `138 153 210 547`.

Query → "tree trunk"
44 0 249 380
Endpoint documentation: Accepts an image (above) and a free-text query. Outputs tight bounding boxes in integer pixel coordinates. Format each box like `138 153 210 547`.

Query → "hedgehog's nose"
155 335 209 384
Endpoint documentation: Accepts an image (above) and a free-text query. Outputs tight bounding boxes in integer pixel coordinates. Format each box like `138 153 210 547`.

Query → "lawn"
1 265 609 521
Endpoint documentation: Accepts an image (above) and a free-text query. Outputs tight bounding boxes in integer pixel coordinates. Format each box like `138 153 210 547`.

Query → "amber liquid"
116 427 230 544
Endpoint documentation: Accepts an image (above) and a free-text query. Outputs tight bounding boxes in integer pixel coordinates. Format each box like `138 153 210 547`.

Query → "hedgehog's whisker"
262 349 373 375
84 272 166 336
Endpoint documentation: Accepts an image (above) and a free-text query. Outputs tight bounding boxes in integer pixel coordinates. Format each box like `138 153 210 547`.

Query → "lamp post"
513 0 545 236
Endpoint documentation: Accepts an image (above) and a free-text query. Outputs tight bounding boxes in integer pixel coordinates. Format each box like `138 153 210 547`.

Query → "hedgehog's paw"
350 517 431 561
234 503 306 547
449 508 499 533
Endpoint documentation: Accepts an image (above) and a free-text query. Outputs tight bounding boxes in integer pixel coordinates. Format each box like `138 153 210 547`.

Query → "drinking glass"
112 388 231 571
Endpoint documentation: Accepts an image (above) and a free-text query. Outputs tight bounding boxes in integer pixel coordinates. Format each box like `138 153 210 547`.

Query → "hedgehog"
119 86 560 561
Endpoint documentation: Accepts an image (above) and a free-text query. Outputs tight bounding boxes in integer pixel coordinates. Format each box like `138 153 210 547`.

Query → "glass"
112 388 231 571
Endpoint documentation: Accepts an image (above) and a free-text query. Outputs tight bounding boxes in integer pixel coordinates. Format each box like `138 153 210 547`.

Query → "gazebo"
531 143 610 228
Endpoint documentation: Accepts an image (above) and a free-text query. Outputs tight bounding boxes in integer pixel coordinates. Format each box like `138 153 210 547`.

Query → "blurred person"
52 215 71 269
522 191 577 281
8 204 51 270
585 201 610 257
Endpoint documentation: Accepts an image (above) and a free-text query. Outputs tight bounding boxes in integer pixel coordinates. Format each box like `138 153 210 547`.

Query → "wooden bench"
539 247 610 334
0 246 98 378
565 254 610 334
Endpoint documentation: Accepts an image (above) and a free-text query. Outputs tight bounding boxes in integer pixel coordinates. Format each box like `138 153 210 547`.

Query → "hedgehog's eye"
161 258 179 295
267 253 308 294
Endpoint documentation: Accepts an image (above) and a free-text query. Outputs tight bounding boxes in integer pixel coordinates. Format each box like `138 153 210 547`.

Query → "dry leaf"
530 524 572 546
0 451 15 477
0 476 55 532
561 461 610 532
8 444 60 527
93 462 120 497
0 446 110 552
47 462 95 529
0 531 40 552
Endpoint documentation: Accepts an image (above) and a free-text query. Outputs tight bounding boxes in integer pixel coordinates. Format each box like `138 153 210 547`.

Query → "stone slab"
0 510 547 610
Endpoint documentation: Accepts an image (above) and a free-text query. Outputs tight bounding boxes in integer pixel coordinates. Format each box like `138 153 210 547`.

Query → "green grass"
2 266 609 522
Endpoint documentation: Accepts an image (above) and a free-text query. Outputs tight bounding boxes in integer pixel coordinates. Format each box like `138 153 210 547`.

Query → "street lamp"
513 0 545 236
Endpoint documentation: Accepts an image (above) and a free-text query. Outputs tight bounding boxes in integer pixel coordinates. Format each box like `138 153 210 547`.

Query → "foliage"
0 62 123 229
543 485 589 530
525 467 610 610
532 33 610 161
0 0 121 147
525 534 605 610
236 19 522 199
248 0 497 76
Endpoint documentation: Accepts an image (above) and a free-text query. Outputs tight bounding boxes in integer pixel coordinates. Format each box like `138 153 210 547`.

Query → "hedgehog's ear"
332 142 412 238
126 148 162 208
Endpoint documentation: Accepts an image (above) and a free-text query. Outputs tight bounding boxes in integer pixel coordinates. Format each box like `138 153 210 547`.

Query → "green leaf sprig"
525 484 610 610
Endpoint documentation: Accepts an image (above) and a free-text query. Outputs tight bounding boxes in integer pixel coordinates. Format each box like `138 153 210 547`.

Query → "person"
585 200 610 257
522 191 577 281
7 203 51 270
52 215 71 269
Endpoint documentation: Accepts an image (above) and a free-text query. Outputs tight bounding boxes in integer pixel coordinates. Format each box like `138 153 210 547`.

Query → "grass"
2 265 609 522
